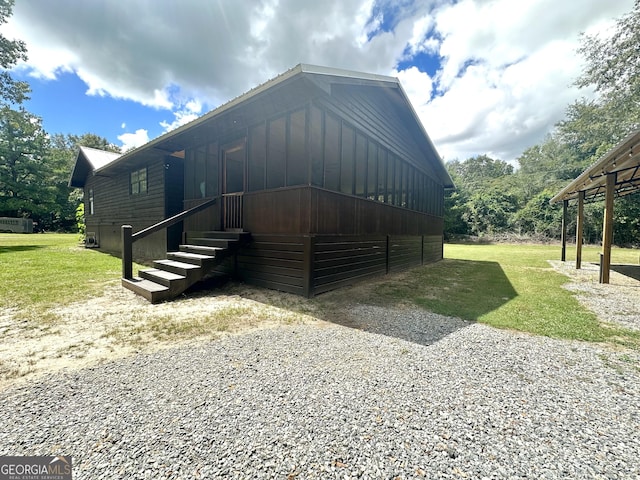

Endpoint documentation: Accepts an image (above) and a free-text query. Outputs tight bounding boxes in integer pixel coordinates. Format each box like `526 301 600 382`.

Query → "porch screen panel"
355 133 366 197
394 156 402 207
429 179 435 215
310 106 323 187
249 123 266 191
403 165 409 208
340 124 354 194
367 142 377 200
386 153 395 205
377 147 387 203
287 109 307 186
412 170 418 211
184 150 196 199
267 115 286 189
324 113 340 191
206 142 218 198
195 146 207 198
422 175 428 213
416 172 424 212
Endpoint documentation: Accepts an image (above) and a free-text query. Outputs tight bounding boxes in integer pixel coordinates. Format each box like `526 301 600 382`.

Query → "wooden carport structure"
550 129 640 283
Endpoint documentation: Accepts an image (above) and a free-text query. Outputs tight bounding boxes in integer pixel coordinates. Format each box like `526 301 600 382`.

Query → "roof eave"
94 65 309 176
550 128 640 204
394 81 454 188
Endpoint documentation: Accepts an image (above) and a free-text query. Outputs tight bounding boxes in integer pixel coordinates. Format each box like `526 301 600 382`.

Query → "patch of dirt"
0 281 323 391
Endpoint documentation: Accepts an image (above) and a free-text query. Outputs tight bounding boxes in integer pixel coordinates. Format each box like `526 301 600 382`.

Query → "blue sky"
16 71 168 142
3 0 633 162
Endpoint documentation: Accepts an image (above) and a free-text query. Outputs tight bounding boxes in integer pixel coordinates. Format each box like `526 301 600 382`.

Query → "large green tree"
570 0 640 245
445 155 517 237
0 107 52 223
0 0 29 106
47 133 120 231
0 0 120 231
575 0 640 136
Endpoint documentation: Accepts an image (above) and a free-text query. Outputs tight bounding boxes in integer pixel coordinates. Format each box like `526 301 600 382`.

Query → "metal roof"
68 146 121 188
550 128 640 204
72 64 453 188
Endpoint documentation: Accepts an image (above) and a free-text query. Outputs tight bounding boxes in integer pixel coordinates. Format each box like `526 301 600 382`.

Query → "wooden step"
189 238 237 249
123 230 250 303
121 277 172 304
179 244 224 256
139 268 186 287
153 259 202 278
167 251 216 266
187 231 249 241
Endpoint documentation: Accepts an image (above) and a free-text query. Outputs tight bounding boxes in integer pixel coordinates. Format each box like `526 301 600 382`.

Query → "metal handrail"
121 196 218 279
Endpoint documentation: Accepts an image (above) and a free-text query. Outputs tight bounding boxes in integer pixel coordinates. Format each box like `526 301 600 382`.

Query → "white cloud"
4 0 635 162
400 0 633 161
394 67 434 109
159 99 203 133
117 129 150 152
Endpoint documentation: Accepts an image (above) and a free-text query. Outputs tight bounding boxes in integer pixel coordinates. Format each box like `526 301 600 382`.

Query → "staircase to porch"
122 231 249 303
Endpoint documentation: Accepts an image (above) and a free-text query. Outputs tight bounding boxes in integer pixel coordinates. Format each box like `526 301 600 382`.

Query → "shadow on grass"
281 259 517 347
147 259 518 349
315 259 519 346
0 245 46 254
407 259 518 322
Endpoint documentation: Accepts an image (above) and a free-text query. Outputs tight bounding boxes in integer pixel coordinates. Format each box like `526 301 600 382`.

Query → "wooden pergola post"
600 172 616 284
561 200 568 261
575 191 584 269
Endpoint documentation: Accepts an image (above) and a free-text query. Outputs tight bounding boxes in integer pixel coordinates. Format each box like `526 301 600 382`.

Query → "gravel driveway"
1 301 639 479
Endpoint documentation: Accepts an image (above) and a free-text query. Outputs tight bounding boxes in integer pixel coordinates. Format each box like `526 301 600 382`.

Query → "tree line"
1 0 639 243
445 0 640 246
0 0 119 232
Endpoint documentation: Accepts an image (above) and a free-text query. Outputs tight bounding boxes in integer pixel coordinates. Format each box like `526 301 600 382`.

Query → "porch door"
222 139 246 230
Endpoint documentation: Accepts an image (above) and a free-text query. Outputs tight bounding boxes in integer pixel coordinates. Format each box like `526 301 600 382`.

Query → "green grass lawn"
2 233 639 349
370 242 640 348
0 233 129 311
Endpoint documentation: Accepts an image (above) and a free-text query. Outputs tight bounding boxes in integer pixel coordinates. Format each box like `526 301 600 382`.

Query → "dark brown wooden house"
70 64 454 302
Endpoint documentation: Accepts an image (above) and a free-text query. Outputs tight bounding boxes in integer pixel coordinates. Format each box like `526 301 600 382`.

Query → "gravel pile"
1 305 639 479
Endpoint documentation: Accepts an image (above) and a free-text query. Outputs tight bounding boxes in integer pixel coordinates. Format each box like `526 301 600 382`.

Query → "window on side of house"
130 167 148 195
88 188 94 215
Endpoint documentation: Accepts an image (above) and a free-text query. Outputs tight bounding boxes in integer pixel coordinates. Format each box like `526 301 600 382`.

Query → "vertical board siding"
84 159 168 259
183 198 221 232
310 187 443 236
236 234 306 295
312 235 387 295
319 86 440 181
388 236 423 273
243 188 312 234
234 186 443 237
